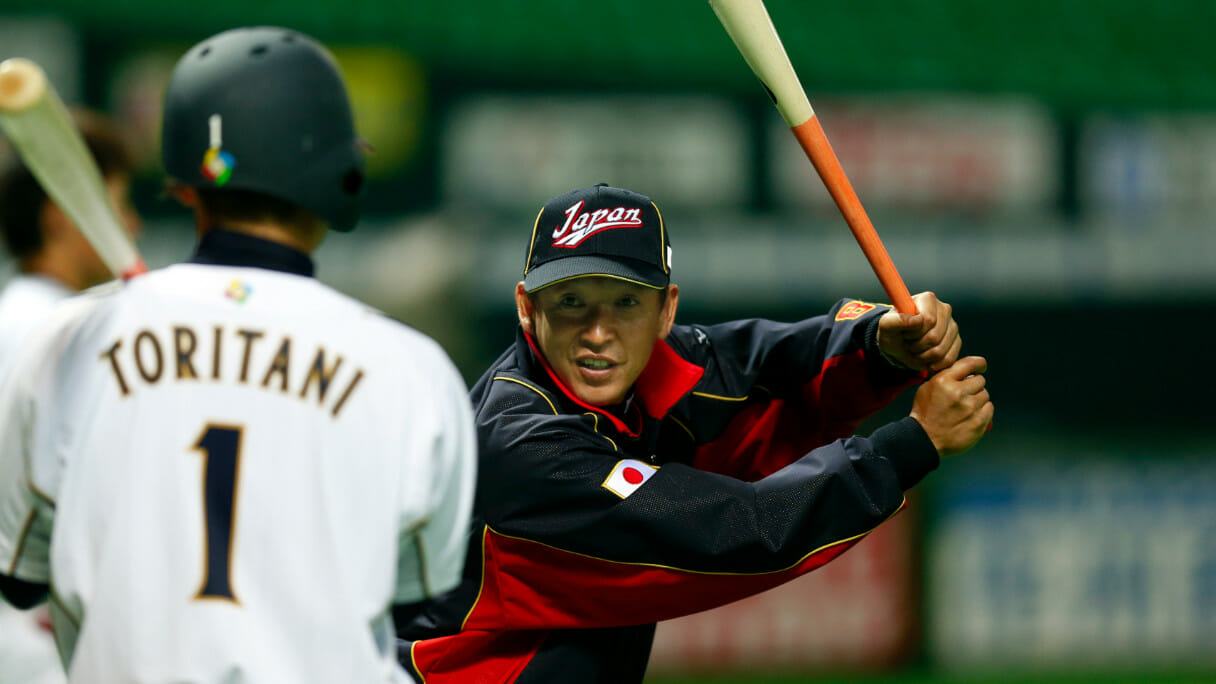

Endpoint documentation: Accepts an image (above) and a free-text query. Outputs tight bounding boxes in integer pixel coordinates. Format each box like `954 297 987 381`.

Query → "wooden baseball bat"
709 0 915 314
0 58 146 280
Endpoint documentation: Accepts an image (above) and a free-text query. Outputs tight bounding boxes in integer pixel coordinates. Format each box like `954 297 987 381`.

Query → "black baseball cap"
523 184 672 293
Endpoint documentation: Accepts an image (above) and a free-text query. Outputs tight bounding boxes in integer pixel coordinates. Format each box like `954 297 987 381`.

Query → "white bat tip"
0 58 48 113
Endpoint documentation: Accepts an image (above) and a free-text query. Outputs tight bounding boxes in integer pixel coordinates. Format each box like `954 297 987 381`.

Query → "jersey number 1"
192 424 243 602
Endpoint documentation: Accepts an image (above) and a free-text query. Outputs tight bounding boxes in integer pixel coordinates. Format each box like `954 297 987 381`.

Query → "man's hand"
910 355 994 458
876 291 960 372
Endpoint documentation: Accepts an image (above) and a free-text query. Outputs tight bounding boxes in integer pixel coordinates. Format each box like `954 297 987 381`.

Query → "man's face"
517 276 679 407
46 173 142 289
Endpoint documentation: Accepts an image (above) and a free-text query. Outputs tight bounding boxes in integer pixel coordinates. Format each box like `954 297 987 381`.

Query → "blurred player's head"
0 109 141 290
515 184 679 406
160 26 366 249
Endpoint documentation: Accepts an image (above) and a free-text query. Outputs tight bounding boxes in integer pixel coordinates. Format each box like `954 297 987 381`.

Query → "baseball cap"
523 184 672 293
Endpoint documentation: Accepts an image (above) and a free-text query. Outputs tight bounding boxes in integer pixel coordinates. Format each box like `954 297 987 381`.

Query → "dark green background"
6 0 1215 108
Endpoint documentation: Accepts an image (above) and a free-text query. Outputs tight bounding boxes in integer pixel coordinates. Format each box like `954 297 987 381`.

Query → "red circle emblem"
622 466 644 485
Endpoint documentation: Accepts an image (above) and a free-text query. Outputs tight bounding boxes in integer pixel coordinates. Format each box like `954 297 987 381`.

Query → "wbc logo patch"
602 459 658 499
225 279 251 304
835 300 877 321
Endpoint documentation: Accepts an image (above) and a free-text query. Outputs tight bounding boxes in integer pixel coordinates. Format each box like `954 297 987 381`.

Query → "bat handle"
791 116 917 314
121 258 149 281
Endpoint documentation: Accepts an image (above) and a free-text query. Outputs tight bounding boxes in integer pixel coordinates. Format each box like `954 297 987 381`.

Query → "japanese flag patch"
602 459 658 499
835 300 877 321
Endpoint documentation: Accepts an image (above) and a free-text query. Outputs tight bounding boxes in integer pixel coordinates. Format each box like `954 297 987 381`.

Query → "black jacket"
398 298 939 683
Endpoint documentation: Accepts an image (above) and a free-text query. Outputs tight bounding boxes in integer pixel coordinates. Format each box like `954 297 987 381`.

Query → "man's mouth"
578 358 614 370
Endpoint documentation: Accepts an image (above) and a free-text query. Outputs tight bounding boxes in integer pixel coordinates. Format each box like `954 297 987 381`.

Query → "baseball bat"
0 58 146 280
708 0 915 314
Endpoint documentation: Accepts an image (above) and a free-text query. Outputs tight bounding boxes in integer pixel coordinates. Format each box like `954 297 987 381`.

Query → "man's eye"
618 296 639 307
559 295 581 307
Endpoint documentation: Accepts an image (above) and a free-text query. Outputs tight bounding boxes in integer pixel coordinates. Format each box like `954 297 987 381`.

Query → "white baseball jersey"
0 261 477 683
0 273 71 684
0 274 74 380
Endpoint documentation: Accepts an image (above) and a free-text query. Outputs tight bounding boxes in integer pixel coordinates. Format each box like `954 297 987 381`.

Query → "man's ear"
169 185 214 234
169 184 199 208
657 284 679 340
514 282 534 333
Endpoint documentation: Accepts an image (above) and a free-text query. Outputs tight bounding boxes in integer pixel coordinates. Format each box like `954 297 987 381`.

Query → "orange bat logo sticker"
835 300 877 321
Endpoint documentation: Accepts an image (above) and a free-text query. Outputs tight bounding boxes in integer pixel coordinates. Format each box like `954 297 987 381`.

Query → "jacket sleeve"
463 379 938 632
668 299 925 481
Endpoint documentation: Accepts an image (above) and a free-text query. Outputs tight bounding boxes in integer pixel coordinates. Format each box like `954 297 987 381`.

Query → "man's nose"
581 308 615 347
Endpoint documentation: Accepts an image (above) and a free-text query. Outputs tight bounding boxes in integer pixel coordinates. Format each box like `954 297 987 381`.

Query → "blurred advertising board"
770 96 1058 217
440 94 749 210
1080 112 1216 224
648 505 918 675
927 440 1216 671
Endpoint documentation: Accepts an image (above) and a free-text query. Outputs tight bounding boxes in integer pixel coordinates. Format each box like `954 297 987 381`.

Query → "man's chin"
570 383 626 408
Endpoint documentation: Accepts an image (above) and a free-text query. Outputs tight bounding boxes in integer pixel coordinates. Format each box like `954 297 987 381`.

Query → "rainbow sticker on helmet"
199 114 236 186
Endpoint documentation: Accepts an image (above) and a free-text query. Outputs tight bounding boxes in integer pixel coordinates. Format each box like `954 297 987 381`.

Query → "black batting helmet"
161 27 366 231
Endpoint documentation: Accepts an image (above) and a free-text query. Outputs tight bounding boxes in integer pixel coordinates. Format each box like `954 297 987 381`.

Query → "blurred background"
2 1 1214 682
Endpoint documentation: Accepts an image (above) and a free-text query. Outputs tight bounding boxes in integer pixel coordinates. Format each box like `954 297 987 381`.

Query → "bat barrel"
0 58 48 113
711 0 917 314
0 58 145 280
709 0 813 127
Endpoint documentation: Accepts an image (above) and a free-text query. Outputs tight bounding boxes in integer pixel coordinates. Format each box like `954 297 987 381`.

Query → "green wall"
7 0 1216 108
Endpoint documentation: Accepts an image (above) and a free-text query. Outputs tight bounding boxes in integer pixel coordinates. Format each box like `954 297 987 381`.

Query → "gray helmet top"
161 27 365 231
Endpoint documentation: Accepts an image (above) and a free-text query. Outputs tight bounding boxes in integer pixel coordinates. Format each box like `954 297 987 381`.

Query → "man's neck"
197 218 325 255
189 228 316 277
21 254 89 292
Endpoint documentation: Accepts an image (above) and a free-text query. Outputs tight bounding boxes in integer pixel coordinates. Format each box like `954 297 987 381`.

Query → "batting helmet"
161 27 365 231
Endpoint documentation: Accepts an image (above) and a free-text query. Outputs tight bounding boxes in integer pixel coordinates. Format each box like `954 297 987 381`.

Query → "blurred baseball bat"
709 0 915 313
0 58 146 280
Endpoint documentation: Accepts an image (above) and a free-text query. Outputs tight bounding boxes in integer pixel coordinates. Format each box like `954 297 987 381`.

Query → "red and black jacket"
397 299 938 683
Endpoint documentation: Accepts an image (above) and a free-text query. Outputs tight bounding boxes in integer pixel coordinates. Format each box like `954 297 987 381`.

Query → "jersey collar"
189 228 315 277
521 328 704 437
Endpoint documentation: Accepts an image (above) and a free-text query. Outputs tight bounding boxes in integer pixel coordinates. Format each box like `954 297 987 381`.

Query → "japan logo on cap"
602 459 658 499
552 200 645 248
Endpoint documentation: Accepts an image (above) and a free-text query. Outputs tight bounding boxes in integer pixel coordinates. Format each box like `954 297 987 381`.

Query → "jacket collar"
519 327 704 437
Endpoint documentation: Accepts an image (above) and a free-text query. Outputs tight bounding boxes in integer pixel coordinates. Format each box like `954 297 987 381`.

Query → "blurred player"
0 109 141 376
0 108 140 684
397 183 993 683
0 27 476 683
